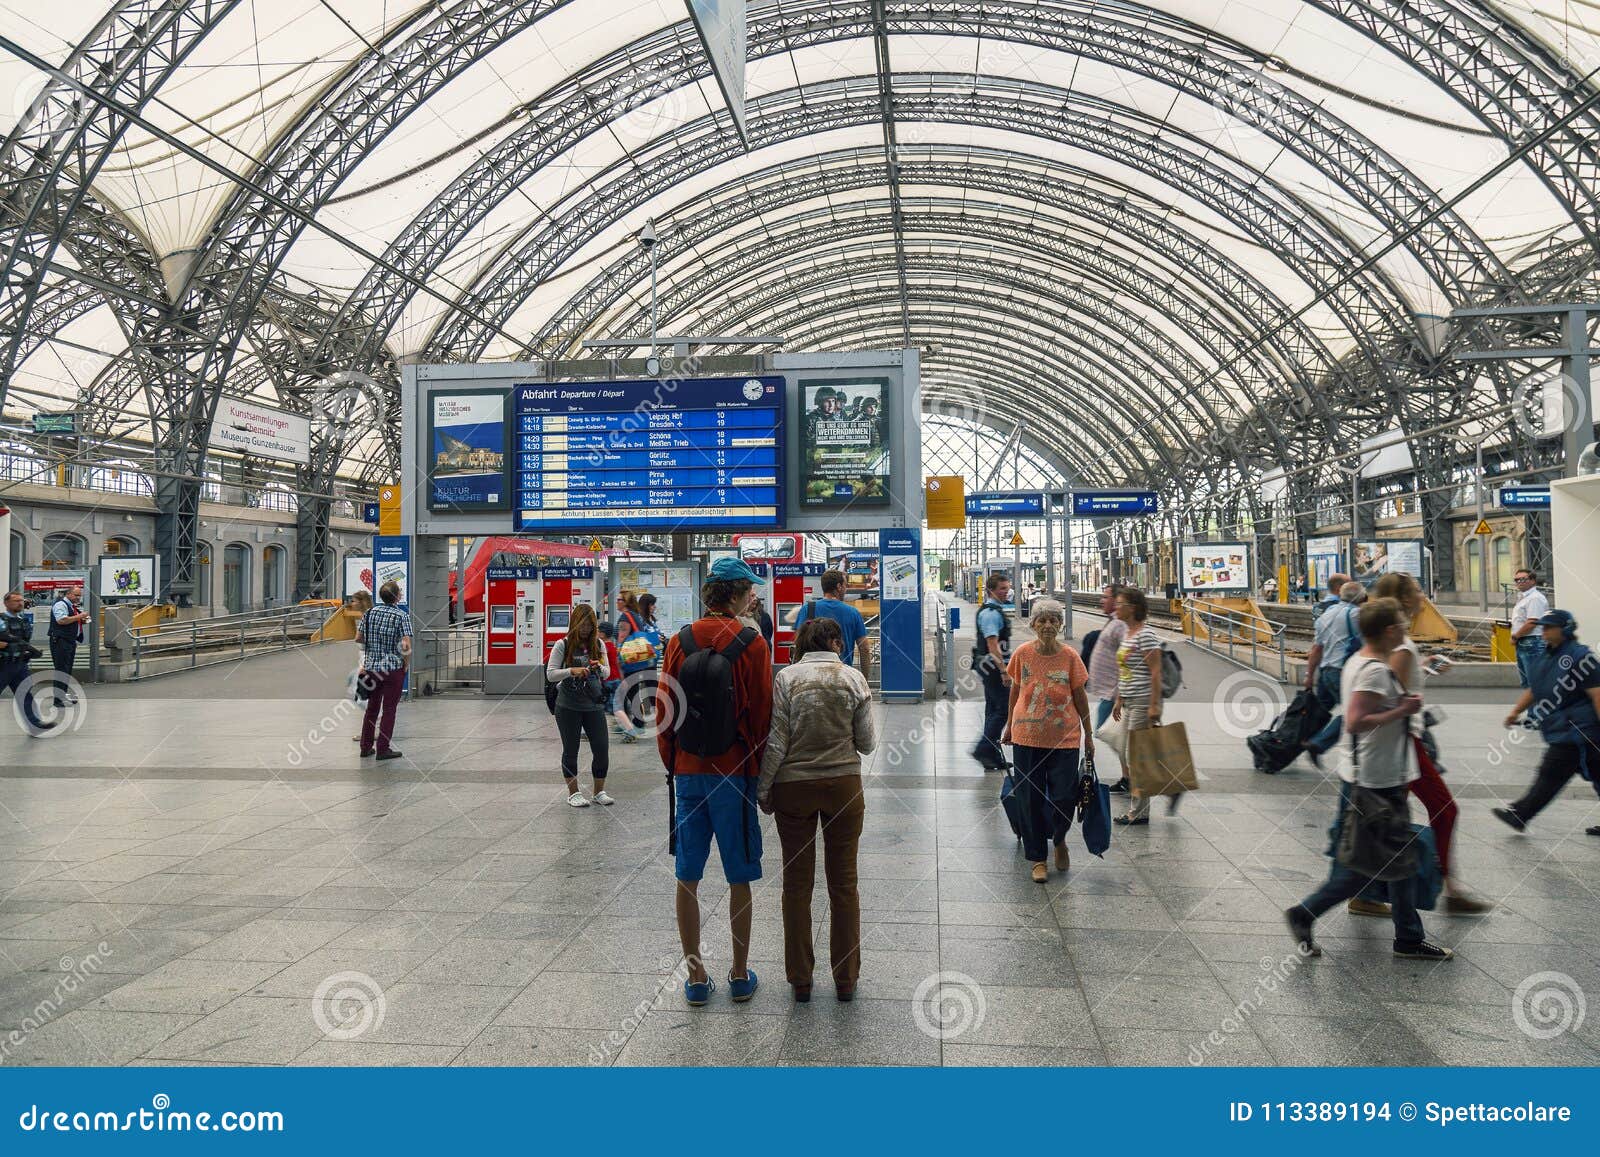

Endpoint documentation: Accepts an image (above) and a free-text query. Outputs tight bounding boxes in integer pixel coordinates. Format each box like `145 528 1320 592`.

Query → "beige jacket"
757 651 877 800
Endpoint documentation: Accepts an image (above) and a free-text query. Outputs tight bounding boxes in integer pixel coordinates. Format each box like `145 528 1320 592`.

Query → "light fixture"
1579 441 1600 476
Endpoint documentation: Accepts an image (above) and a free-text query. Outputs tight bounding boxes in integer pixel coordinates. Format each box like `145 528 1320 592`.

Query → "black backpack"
1079 628 1101 668
673 624 757 756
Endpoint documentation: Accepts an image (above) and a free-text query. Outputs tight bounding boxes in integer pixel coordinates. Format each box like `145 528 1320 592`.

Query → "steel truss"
4 0 1600 595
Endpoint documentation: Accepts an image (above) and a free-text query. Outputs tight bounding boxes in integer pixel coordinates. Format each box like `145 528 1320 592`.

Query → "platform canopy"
4 1 1600 512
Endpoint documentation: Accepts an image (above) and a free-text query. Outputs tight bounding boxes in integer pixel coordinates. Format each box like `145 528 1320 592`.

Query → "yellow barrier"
1491 621 1516 663
312 605 362 643
1406 596 1459 645
1182 596 1274 645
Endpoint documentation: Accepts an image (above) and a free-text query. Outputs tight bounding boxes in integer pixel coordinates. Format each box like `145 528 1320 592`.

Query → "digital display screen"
798 378 890 508
512 377 785 531
491 608 515 630
546 606 570 629
777 603 803 630
428 390 509 511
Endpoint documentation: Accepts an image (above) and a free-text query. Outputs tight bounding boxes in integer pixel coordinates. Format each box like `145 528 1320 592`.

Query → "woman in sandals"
1001 598 1094 881
546 602 621 807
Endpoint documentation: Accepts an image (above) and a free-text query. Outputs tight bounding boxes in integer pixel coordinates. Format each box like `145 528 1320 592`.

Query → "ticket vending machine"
768 563 825 663
539 565 598 665
483 566 541 695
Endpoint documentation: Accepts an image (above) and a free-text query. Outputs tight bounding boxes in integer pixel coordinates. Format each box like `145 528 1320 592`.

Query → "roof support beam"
870 0 910 345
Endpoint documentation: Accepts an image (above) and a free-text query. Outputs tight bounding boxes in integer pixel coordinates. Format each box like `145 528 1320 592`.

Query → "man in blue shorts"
791 568 870 676
657 557 773 1006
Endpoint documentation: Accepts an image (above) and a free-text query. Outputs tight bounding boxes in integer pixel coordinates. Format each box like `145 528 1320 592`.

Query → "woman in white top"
1366 572 1490 915
758 616 877 1003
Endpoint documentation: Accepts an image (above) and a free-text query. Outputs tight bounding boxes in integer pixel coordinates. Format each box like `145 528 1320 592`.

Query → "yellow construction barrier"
1491 621 1516 663
1182 596 1274 646
131 603 175 631
1406 595 1459 645
312 604 362 643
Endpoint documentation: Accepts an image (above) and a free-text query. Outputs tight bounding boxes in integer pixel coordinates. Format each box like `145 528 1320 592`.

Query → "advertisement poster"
799 378 890 507
1306 535 1344 591
344 555 375 599
1179 543 1252 593
372 537 411 607
97 556 157 601
20 568 88 610
429 390 508 511
1354 539 1424 582
209 396 311 464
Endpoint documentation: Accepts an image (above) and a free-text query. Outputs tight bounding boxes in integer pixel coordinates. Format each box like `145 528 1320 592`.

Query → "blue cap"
708 556 765 585
1537 609 1577 632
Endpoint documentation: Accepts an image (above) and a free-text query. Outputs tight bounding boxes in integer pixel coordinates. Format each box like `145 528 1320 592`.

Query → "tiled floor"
2 629 1598 1067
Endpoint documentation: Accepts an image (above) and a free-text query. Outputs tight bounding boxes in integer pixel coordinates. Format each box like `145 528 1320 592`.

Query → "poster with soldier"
799 379 891 507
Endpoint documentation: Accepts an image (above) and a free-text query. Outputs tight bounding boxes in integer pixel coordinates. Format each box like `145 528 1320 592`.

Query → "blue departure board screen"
512 376 786 532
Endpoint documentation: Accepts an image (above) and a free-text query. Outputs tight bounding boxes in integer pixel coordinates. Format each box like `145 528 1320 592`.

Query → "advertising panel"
798 378 890 508
1353 539 1424 582
428 390 509 511
209 396 312 464
1306 535 1344 591
1179 543 1252 593
344 555 375 599
97 556 158 601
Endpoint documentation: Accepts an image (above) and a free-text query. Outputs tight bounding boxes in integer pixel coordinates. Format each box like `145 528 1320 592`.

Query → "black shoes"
375 749 403 761
1113 814 1148 826
1587 826 1600 837
359 747 374 757
1284 907 1321 957
1491 807 1526 832
1394 940 1454 961
1110 777 1130 794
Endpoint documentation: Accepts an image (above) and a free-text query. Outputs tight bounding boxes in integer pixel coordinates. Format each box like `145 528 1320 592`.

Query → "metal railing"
1182 596 1291 682
416 616 485 695
123 603 332 679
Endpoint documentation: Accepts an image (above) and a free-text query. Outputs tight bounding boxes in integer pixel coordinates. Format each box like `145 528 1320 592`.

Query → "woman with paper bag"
1110 589 1187 825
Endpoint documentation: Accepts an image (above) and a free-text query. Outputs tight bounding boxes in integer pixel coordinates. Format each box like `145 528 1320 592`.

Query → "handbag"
1335 784 1418 881
1094 709 1128 763
1076 752 1112 857
1335 685 1419 881
1127 720 1198 797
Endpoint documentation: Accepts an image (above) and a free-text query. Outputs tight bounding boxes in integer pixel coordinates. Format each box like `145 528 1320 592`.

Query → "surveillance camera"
1580 441 1600 477
638 219 657 250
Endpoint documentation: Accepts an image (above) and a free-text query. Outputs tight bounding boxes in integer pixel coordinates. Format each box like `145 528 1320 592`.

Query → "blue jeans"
1095 697 1115 729
1515 638 1543 688
1304 665 1345 755
973 665 1009 767
1301 781 1424 943
1012 745 1082 863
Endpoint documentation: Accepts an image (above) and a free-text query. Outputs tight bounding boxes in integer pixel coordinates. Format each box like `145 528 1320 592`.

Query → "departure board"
512 376 785 532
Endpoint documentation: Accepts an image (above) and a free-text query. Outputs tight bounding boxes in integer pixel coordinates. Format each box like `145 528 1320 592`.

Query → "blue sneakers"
684 977 716 1007
729 969 758 1003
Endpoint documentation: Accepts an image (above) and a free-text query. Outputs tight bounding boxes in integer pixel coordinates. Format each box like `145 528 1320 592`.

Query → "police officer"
1 591 52 734
970 572 1013 771
48 586 88 707
1493 610 1600 835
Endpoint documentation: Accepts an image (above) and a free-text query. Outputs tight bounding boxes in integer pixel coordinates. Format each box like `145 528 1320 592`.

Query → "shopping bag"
1126 721 1198 797
1094 709 1128 764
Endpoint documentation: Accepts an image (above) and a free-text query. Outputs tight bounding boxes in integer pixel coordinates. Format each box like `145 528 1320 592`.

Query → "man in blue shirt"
1302 576 1361 766
791 569 870 676
1494 609 1600 836
969 573 1013 771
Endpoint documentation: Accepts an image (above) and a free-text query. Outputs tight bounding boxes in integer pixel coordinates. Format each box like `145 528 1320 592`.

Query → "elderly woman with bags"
1001 598 1095 882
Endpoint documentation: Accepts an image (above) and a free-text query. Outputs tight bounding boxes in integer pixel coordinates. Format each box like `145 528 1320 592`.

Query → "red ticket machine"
484 565 540 695
539 565 598 664
769 563 826 663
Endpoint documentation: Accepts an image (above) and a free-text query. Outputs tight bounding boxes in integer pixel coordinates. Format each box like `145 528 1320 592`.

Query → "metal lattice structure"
3 0 1599 599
